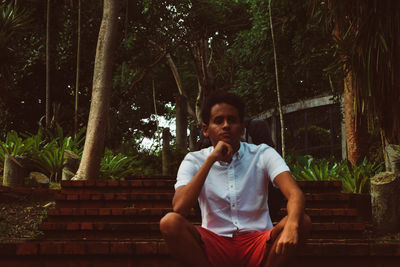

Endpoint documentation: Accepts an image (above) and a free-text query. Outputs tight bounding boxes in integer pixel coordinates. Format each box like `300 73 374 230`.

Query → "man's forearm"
172 155 216 215
285 190 305 228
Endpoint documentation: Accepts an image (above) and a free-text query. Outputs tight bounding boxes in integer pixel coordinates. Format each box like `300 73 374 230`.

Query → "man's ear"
202 123 209 137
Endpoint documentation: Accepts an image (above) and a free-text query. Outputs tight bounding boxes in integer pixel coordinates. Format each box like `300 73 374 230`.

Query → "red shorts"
196 226 274 267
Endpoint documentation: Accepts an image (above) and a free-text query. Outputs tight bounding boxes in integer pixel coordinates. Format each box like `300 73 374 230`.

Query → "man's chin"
220 139 240 148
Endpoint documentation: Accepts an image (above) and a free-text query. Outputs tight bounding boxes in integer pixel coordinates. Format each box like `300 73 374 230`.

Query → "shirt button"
234 221 238 225
232 204 235 208
230 185 233 189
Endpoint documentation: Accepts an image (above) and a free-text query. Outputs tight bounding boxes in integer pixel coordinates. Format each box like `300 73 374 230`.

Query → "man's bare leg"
263 214 312 267
160 212 212 267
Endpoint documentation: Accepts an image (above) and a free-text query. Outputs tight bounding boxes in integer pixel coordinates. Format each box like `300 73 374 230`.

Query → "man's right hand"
210 141 234 163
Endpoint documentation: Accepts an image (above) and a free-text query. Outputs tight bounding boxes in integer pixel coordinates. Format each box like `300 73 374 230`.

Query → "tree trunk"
268 0 285 157
162 128 172 176
343 71 361 165
72 0 119 181
192 39 215 124
189 123 198 151
120 0 129 84
370 172 400 234
45 0 51 128
74 0 81 135
332 19 362 166
149 40 197 123
176 95 188 151
3 154 27 187
165 52 197 121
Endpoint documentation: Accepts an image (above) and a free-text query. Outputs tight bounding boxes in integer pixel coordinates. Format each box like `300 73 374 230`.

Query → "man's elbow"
172 201 189 217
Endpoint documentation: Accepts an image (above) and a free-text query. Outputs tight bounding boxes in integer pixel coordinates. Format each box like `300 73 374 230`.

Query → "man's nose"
222 119 230 129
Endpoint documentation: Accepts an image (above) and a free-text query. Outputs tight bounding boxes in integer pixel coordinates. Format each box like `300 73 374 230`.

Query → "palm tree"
0 1 32 112
0 2 32 80
319 0 400 164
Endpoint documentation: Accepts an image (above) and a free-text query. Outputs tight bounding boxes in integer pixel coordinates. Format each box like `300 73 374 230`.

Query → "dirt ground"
0 192 54 242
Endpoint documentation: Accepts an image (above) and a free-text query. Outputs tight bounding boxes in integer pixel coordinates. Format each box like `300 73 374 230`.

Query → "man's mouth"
221 133 231 138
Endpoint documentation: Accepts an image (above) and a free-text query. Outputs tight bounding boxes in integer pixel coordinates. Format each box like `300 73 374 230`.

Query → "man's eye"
228 117 237 123
214 118 223 124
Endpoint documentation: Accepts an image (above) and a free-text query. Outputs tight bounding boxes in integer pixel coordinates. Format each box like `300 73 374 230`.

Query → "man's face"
203 103 244 150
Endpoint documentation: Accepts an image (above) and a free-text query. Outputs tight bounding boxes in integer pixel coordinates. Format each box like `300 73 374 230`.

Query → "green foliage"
339 158 383 194
0 130 31 167
230 0 337 116
99 148 136 180
0 1 33 76
0 221 9 234
27 127 85 182
0 127 85 182
290 155 341 181
319 0 400 143
290 155 383 194
29 139 67 182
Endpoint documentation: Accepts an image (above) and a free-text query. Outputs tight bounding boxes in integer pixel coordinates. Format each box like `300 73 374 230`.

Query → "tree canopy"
3 0 395 158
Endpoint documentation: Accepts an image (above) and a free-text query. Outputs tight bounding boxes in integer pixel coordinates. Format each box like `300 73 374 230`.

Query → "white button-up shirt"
175 142 290 237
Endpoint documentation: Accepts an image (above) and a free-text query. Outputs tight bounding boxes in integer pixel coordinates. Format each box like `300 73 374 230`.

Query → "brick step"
55 192 174 201
303 193 352 208
38 221 365 240
1 239 378 256
45 207 357 224
55 192 348 204
55 200 171 208
279 208 360 222
60 180 343 194
309 222 365 238
60 180 175 194
1 240 399 267
55 192 174 208
296 180 343 193
45 208 200 222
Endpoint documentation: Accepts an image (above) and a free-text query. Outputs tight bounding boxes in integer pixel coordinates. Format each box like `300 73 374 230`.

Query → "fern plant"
0 127 86 182
29 139 65 182
0 130 29 168
289 155 382 194
339 158 383 194
99 148 136 180
290 155 341 181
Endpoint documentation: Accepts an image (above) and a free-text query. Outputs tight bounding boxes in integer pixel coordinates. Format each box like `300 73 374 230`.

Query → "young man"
160 91 311 266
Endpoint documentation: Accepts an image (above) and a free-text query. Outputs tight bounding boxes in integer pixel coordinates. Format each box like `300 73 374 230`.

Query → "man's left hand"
274 224 299 255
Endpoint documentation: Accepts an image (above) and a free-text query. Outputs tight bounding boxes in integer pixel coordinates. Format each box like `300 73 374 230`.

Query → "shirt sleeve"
175 152 201 190
262 145 290 186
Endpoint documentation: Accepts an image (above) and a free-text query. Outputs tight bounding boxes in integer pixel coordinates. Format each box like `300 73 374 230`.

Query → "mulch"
0 187 56 242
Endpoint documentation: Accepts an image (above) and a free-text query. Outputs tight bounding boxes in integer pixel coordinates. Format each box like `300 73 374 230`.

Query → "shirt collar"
235 142 244 160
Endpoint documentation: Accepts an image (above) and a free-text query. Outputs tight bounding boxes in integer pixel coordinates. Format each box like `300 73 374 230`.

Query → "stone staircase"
1 177 400 266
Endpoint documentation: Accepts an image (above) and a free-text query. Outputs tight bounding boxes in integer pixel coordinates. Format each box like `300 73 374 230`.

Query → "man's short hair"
201 90 245 125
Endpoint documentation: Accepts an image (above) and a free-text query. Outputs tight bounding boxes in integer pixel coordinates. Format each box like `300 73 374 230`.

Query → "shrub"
289 155 383 194
290 155 341 181
0 130 30 168
338 158 383 194
0 126 86 182
99 148 136 180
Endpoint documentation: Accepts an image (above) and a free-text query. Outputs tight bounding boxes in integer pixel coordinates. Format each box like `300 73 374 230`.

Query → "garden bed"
0 187 56 242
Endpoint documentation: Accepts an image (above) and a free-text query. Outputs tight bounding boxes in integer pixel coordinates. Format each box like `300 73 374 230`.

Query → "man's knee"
160 212 187 237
